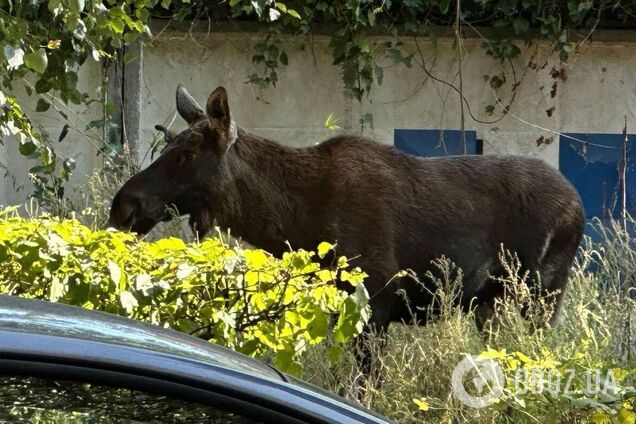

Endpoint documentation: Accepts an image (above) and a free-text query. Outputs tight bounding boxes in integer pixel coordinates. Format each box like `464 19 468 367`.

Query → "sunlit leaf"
317 242 334 259
413 398 430 411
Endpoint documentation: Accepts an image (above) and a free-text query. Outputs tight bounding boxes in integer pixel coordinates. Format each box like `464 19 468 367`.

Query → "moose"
109 85 585 367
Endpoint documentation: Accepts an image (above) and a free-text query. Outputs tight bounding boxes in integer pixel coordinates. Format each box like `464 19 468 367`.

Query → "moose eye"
183 151 195 161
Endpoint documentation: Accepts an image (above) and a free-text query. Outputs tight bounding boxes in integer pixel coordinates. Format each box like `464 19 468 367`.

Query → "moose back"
109 85 585 337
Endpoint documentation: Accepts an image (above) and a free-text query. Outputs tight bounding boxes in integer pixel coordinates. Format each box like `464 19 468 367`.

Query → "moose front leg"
355 309 390 379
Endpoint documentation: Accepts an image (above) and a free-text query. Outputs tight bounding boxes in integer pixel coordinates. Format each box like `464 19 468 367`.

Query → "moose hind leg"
532 222 583 326
474 301 497 332
463 261 503 332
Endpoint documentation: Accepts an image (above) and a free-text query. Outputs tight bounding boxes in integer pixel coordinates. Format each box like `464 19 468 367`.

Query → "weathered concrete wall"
138 29 347 167
3 25 636 206
139 27 636 171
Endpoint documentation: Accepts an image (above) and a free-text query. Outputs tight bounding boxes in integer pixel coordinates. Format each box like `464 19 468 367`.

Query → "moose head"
108 85 238 237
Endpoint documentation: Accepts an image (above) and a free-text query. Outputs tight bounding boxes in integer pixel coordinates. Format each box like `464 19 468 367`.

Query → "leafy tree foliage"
0 0 155 199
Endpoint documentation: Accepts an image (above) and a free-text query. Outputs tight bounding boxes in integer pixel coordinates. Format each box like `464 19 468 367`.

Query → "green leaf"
367 9 376 26
354 34 370 54
436 0 450 14
69 0 85 13
58 124 70 142
513 17 530 34
306 310 329 340
123 32 138 45
62 72 79 91
274 350 303 376
62 158 76 173
40 146 55 169
386 48 413 67
286 8 301 19
489 74 506 89
61 158 75 179
317 242 334 259
48 0 62 15
105 121 121 148
279 51 288 66
36 99 50 112
334 284 370 343
19 139 38 156
35 79 52 94
109 18 125 34
324 113 341 130
24 49 48 74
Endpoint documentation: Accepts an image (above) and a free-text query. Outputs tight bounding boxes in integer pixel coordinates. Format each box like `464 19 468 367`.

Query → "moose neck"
209 129 322 255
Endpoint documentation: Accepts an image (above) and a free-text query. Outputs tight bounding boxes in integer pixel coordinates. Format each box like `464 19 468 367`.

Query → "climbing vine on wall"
0 0 633 198
0 0 156 201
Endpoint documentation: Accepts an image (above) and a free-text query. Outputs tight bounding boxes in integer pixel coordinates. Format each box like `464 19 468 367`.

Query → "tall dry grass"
303 220 636 423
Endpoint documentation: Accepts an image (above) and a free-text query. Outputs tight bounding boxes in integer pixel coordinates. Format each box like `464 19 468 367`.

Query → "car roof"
0 296 392 423
0 295 282 380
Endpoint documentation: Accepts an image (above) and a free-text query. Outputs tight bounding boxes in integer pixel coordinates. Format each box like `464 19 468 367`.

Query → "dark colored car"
0 295 391 423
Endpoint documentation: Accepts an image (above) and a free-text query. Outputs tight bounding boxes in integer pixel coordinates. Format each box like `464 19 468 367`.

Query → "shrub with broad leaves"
0 208 370 375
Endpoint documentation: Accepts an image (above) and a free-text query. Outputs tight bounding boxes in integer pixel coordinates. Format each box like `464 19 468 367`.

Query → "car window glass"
0 376 263 423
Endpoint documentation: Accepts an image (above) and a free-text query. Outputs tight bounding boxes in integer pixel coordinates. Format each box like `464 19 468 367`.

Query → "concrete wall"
139 27 636 171
3 25 636 206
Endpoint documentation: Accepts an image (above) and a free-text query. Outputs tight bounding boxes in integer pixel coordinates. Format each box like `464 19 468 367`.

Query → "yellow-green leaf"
317 241 334 259
413 398 430 411
24 49 48 74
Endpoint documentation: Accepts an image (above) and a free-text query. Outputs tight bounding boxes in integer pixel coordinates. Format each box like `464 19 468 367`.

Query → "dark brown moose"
109 85 585 365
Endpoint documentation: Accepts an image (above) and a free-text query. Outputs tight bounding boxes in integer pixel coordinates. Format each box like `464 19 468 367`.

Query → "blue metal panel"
559 133 636 239
394 129 479 157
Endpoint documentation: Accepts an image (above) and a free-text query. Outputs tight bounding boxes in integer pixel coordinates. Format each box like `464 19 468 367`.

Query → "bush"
0 208 370 375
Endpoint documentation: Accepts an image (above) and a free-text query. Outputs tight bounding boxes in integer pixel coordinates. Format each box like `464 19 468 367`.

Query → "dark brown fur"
110 86 585 360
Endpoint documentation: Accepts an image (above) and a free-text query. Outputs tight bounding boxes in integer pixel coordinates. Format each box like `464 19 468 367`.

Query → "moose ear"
206 87 234 153
206 86 231 129
176 85 205 124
